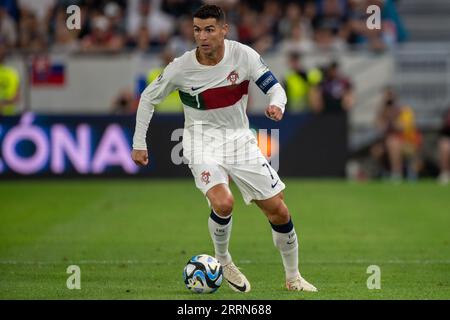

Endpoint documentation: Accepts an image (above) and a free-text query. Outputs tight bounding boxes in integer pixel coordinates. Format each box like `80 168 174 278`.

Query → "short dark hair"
193 4 225 23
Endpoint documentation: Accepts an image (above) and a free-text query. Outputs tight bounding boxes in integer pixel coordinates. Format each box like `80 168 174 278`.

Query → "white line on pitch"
0 259 449 265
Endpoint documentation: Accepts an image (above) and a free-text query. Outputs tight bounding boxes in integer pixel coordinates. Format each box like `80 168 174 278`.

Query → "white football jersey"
133 39 286 163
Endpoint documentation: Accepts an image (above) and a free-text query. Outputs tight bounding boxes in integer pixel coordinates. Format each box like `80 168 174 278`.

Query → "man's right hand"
131 149 149 166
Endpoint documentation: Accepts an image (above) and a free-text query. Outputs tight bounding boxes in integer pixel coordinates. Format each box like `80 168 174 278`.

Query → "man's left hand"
265 105 283 121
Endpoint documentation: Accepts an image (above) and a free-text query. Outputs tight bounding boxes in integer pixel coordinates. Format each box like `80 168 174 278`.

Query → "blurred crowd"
368 88 450 184
0 0 407 55
281 51 450 184
7 0 449 184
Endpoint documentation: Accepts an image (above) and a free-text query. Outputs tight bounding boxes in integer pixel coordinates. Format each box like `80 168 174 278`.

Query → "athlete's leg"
188 163 233 263
188 162 250 292
223 148 314 291
254 192 317 292
206 183 251 292
254 192 297 279
206 184 234 266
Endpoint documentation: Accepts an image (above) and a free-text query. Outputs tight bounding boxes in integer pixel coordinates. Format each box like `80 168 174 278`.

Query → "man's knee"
270 201 290 225
207 184 234 216
260 194 290 225
212 196 234 216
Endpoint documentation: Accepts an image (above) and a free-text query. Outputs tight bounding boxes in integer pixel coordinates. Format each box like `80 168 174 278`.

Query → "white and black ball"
183 254 223 293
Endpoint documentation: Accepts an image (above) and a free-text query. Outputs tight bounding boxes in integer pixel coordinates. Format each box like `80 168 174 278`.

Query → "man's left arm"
246 45 287 121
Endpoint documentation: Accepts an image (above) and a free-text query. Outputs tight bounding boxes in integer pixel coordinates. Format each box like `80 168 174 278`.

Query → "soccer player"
131 4 317 293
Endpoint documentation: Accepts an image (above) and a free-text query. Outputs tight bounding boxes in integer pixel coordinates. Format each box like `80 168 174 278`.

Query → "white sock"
208 210 232 265
271 219 300 281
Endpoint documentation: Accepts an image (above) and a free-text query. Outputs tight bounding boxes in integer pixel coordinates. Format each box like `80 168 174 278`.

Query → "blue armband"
255 71 278 94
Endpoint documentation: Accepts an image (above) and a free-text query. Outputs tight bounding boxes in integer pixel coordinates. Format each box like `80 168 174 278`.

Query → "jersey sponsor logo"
201 170 211 185
226 70 239 85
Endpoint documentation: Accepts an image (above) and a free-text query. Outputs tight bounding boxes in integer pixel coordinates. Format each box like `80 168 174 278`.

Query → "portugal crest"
201 171 211 185
227 70 239 85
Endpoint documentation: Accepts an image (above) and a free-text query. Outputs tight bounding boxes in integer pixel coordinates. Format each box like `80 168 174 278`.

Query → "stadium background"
0 0 449 299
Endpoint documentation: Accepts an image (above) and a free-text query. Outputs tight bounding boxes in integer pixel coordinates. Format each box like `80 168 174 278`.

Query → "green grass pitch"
0 179 449 299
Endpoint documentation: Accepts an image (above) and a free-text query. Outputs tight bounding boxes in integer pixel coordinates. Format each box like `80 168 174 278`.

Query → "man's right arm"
132 61 179 165
133 60 179 150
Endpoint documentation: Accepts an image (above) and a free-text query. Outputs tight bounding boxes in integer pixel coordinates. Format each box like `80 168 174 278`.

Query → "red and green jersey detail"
179 80 250 110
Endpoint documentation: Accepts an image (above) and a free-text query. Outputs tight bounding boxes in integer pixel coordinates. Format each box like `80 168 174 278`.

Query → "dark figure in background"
313 61 353 114
111 89 136 115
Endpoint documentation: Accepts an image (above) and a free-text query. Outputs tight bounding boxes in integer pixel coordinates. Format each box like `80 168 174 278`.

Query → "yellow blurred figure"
146 68 182 113
283 51 322 112
396 106 422 149
147 49 183 113
0 45 20 116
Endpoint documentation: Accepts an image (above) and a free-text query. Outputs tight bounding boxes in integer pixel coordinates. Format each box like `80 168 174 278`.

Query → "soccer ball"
183 254 223 293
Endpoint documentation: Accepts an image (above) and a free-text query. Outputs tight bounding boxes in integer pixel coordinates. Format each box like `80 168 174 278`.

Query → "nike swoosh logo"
271 180 279 188
191 86 205 91
227 280 247 292
287 239 296 245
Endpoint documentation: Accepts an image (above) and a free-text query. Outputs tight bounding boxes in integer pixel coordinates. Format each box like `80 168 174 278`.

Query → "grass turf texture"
0 179 449 300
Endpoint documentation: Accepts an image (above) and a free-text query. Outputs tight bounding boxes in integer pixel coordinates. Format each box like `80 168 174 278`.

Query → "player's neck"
196 43 225 66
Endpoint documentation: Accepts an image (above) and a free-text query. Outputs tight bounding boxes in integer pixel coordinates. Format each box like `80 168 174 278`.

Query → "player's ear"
221 23 229 37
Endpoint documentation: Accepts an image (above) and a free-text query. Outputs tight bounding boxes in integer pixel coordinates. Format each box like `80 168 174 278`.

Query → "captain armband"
255 71 279 94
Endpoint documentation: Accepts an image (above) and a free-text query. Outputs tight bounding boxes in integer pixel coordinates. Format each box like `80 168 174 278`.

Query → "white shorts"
188 150 285 205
